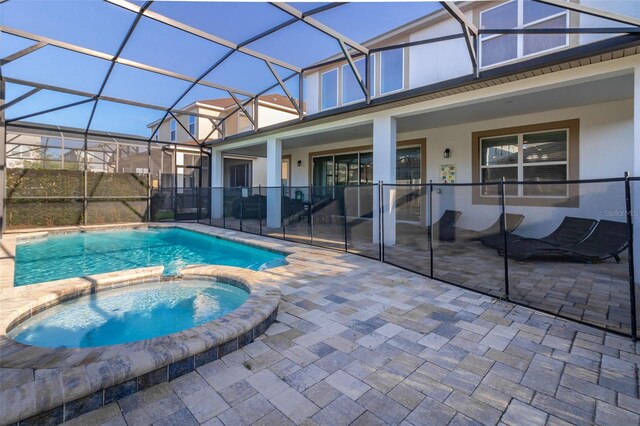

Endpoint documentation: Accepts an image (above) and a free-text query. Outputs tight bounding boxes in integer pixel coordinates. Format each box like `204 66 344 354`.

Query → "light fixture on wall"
297 160 302 167
443 148 451 159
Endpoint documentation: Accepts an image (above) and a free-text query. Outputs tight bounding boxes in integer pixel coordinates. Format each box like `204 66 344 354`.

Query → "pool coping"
0 264 282 425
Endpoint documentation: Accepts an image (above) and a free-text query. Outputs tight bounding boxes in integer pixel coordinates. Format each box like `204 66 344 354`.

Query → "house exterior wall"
153 106 222 143
258 105 298 128
408 12 472 89
579 1 640 45
415 98 632 237
303 1 635 113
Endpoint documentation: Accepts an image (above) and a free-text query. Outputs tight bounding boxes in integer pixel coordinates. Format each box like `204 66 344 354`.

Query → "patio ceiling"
1 1 639 146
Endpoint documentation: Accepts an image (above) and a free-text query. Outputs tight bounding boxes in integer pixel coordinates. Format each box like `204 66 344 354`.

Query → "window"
311 145 423 187
480 0 568 68
229 163 249 187
370 54 376 98
188 115 196 135
321 69 338 110
472 120 579 206
342 58 366 105
281 158 290 187
380 48 404 94
170 119 176 142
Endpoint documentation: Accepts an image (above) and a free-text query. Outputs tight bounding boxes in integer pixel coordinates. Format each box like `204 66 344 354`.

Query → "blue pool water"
14 227 285 286
9 280 249 348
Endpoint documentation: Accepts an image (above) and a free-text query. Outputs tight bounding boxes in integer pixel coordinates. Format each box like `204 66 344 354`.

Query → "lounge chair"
503 220 629 263
455 213 524 240
481 216 597 250
429 210 462 242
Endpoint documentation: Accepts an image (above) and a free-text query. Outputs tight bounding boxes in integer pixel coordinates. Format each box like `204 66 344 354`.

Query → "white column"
633 65 640 286
211 149 224 219
266 138 282 229
373 115 397 245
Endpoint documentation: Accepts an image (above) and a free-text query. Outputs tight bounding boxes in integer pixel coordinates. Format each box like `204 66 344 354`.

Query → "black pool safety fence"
109 176 640 339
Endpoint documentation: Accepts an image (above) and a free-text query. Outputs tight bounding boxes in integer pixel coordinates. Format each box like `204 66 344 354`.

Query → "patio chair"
428 210 462 242
481 216 597 250
503 220 629 263
455 213 524 240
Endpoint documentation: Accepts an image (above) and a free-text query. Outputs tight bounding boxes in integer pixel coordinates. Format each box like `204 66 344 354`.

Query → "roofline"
147 97 299 129
205 34 640 147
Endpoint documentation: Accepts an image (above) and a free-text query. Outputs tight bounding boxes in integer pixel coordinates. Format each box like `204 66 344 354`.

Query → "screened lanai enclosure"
2 0 640 338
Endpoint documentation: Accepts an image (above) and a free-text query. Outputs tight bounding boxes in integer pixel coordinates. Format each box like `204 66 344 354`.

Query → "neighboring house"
149 94 300 188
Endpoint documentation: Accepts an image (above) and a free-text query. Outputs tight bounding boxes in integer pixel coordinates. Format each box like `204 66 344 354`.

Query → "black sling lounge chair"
428 210 462 242
503 220 629 263
481 216 597 250
456 213 524 240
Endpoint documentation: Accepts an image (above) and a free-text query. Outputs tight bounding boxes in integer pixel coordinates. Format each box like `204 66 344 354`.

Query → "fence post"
625 172 637 341
343 186 348 252
309 185 314 246
282 185 286 240
379 180 385 262
240 188 244 232
500 177 510 300
209 188 212 226
173 186 178 223
147 173 152 222
429 180 433 279
222 186 226 229
258 185 263 236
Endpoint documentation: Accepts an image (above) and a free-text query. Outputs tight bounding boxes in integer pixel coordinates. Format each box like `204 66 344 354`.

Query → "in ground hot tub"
8 279 249 348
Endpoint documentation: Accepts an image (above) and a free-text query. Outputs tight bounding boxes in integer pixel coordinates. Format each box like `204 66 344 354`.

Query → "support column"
373 115 397 246
633 65 640 286
211 149 224 219
266 138 282 229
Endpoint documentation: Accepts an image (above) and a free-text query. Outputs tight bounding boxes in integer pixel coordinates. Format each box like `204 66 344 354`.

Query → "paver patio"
36 224 640 426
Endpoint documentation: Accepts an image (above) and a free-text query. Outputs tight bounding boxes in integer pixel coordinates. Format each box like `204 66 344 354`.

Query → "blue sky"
1 1 441 138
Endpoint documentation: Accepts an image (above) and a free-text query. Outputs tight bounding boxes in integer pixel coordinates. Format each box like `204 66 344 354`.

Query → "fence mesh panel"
431 183 506 297
345 185 378 259
283 186 312 245
383 184 429 275
261 186 284 240
505 180 632 334
310 186 346 251
150 189 175 222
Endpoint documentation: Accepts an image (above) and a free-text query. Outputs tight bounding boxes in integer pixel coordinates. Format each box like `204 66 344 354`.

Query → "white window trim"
479 0 569 70
379 48 405 96
341 58 367 106
479 128 570 198
170 119 176 142
370 53 376 98
188 115 196 135
320 68 339 111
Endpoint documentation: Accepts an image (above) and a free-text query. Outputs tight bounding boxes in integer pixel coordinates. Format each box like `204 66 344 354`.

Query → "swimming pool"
8 279 249 348
13 227 285 286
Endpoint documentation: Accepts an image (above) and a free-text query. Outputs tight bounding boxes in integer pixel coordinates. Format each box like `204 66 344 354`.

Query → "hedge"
6 169 150 229
7 169 83 197
7 200 84 229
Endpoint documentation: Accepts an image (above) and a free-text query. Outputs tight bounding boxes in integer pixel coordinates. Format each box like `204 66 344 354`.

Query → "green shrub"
7 200 84 228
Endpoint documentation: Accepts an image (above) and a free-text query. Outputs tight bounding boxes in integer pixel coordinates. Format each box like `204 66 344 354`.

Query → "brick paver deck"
51 224 640 426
